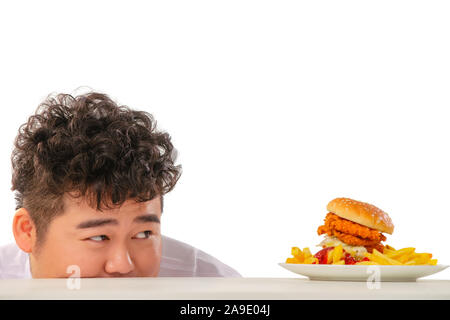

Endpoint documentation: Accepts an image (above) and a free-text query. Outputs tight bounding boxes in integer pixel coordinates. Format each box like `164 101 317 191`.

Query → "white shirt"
0 234 241 278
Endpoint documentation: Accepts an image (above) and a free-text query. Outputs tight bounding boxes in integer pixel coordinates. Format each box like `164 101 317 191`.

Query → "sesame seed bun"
326 197 394 234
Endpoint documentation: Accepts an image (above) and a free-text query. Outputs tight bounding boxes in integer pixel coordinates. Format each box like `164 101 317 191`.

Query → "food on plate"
285 245 437 265
285 197 438 265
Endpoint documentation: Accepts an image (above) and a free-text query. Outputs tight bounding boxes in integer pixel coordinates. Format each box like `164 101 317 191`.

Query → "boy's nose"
104 247 135 276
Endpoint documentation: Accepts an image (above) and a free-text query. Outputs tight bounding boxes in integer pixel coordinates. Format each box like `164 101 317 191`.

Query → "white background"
0 1 449 279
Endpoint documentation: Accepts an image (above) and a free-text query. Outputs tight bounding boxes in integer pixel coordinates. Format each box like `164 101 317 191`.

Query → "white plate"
278 263 449 282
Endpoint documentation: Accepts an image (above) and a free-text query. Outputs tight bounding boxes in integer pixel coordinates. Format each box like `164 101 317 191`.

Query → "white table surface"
0 277 449 300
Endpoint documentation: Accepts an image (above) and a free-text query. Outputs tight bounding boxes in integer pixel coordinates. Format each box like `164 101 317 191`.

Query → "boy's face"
28 195 162 278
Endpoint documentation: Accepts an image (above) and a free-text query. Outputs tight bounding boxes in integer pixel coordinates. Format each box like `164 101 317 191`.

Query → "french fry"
326 249 333 264
286 256 305 263
367 249 402 265
286 257 297 264
397 252 415 264
304 256 318 264
291 247 304 263
375 249 403 265
388 247 415 259
385 244 396 251
404 254 418 265
428 259 438 265
332 245 343 264
383 248 397 257
291 247 302 257
365 253 388 265
303 247 312 259
412 253 432 265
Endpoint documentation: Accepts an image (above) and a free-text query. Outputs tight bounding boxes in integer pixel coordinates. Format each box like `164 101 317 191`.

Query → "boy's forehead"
62 193 161 216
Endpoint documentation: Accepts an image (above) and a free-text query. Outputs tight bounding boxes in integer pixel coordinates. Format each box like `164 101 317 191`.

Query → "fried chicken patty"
317 212 386 252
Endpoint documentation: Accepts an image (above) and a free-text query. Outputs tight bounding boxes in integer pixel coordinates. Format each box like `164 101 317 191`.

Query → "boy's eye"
89 235 109 242
134 230 153 239
86 231 153 242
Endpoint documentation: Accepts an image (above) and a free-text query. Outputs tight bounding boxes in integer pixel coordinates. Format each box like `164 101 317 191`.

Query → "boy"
0 91 240 278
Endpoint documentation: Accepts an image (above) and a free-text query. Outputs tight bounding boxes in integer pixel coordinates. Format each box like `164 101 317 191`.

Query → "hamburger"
317 197 394 261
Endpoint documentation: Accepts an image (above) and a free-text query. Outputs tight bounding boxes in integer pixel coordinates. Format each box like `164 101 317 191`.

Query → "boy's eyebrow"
133 214 160 224
76 214 160 229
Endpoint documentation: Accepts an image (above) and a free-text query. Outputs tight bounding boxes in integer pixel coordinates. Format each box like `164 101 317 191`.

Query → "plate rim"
278 263 449 281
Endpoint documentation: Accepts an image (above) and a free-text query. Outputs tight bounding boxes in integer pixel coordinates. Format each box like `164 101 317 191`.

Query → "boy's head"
10 92 181 278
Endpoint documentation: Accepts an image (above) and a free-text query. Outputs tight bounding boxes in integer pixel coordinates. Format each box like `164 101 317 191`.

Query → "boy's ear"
12 208 35 253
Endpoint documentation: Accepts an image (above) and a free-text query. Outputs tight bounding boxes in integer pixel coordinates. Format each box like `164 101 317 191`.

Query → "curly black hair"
11 92 182 246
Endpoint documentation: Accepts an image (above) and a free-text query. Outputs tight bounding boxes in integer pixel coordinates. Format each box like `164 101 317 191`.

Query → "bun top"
326 197 394 234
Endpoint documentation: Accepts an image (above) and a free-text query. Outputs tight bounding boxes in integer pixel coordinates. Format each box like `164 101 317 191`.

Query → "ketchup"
344 253 357 265
314 247 334 264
